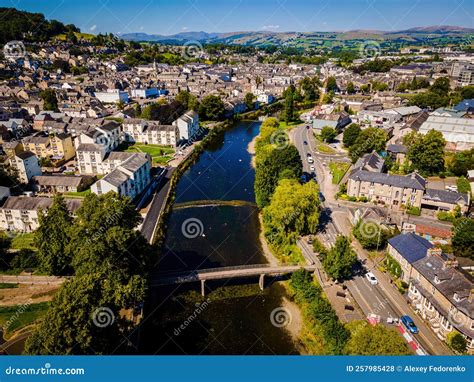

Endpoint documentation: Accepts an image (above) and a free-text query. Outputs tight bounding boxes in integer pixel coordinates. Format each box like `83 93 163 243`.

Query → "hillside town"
0 6 473 359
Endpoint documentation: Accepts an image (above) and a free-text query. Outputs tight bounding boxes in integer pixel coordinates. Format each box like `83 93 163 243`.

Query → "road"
0 275 66 285
291 125 451 355
140 167 175 243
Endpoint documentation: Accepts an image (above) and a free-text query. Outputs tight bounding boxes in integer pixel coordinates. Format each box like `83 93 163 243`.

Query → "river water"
141 121 300 355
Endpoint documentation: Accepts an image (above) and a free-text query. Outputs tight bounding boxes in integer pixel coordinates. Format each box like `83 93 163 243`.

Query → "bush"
446 331 467 354
405 205 421 216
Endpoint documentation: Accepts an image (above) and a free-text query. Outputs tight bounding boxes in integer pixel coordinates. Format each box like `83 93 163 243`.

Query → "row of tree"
25 193 151 354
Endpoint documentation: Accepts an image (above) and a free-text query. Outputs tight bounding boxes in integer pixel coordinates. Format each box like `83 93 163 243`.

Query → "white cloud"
182 26 189 31
261 25 280 31
89 24 97 31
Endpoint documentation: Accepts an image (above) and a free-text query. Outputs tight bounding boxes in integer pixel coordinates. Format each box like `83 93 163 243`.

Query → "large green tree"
349 127 388 162
34 195 73 275
198 95 225 121
322 235 357 281
345 321 411 355
452 218 474 260
255 145 302 208
403 130 446 175
448 149 474 177
320 126 337 142
40 89 59 112
343 123 361 147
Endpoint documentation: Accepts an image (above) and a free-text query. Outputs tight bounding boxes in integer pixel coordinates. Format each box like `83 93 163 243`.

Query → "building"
347 171 425 209
421 189 470 214
172 110 200 142
91 153 151 199
388 233 474 352
32 175 93 194
354 151 385 173
9 151 41 183
0 196 81 232
419 116 474 151
94 89 129 104
123 119 179 146
75 122 121 152
311 111 351 132
22 133 75 162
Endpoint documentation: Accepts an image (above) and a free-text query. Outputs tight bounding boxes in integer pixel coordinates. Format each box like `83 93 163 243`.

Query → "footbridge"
149 264 317 296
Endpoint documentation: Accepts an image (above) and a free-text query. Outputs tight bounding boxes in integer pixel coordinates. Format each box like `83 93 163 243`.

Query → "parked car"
307 157 314 164
310 165 315 171
303 140 307 145
401 315 418 334
365 272 378 285
307 236 313 245
318 192 325 202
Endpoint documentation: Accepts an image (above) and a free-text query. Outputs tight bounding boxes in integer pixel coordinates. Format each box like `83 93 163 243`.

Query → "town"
0 6 472 359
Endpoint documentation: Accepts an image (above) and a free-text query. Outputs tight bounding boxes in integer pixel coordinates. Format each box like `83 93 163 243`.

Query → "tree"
430 77 450 96
134 103 142 117
40 89 58 112
299 76 321 102
326 76 338 93
244 92 255 110
403 130 446 175
448 149 474 177
349 127 388 162
176 90 199 111
66 30 78 44
452 218 474 260
322 235 356 281
346 82 355 94
198 95 225 121
281 85 297 123
34 195 73 275
320 126 337 142
343 123 361 147
353 220 391 250
345 321 411 355
255 145 302 207
446 331 467 354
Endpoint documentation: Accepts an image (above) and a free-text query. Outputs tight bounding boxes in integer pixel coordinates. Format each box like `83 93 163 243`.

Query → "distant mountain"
120 26 474 47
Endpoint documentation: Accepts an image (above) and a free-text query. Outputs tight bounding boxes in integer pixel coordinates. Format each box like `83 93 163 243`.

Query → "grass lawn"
10 233 36 251
125 143 175 166
0 302 49 338
0 283 18 289
317 143 336 155
279 120 302 130
329 161 351 184
64 189 92 199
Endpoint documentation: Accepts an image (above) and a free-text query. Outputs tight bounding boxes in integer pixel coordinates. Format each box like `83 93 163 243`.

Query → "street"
290 125 452 355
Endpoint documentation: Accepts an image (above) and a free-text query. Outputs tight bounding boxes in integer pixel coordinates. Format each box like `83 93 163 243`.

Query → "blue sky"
2 0 473 35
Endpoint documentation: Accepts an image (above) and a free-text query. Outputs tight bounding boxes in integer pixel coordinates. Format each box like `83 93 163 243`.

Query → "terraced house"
388 233 474 354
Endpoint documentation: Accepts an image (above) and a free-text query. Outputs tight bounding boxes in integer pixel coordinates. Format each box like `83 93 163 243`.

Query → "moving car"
365 272 378 285
318 192 325 202
401 315 418 334
303 140 307 145
310 165 315 171
307 157 314 164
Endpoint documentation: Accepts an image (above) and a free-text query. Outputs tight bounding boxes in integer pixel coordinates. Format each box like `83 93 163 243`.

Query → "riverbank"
258 213 278 267
247 134 257 169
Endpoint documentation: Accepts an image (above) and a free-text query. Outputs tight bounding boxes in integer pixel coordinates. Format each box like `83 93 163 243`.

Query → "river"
140 121 302 355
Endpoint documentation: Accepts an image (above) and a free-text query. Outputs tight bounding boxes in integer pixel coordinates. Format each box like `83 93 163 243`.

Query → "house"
0 196 81 232
75 122 121 152
123 119 179 146
311 111 351 133
421 188 470 214
76 143 107 174
419 116 474 151
32 175 93 194
172 110 199 142
454 99 474 113
2 141 23 157
347 171 425 209
9 151 41 183
91 153 151 199
22 133 76 162
354 151 385 173
387 144 408 165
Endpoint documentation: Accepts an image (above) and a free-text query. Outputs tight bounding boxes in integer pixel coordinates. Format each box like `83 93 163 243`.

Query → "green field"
124 143 175 165
9 233 36 251
0 302 49 338
329 161 351 184
64 189 92 199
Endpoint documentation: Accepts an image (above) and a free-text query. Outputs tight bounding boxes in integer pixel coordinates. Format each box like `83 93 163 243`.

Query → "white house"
91 153 151 199
172 110 199 142
9 151 41 183
122 119 178 146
